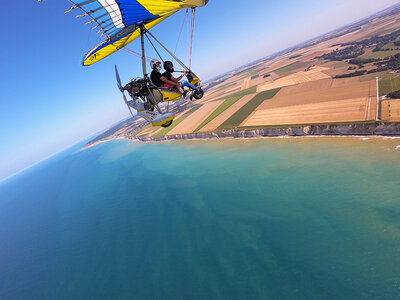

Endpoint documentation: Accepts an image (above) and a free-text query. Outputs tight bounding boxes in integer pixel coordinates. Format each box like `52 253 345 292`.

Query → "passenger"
150 59 180 91
162 61 198 95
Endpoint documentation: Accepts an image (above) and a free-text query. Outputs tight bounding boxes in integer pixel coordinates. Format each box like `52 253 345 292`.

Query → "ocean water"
1 137 400 299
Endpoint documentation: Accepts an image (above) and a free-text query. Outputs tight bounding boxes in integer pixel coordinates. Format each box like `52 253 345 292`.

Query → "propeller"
115 65 134 117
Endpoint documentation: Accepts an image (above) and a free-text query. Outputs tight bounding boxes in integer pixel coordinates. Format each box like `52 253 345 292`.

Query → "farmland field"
242 97 376 127
218 89 280 130
276 79 333 97
167 100 224 135
360 49 400 59
212 86 257 102
272 62 300 75
257 80 376 110
257 67 331 92
381 99 400 121
119 6 400 141
379 77 400 96
198 93 257 132
152 115 188 137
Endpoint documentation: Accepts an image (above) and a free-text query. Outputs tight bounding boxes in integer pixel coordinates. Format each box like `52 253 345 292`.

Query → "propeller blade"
115 64 122 91
122 92 134 117
115 65 134 118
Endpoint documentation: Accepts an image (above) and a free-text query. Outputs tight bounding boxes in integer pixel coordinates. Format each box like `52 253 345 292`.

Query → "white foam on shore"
395 145 400 150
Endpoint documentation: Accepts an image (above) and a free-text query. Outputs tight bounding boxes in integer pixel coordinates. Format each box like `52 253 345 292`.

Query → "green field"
247 67 266 77
218 88 280 130
382 42 400 50
272 62 299 75
195 87 257 132
379 77 400 96
360 49 400 59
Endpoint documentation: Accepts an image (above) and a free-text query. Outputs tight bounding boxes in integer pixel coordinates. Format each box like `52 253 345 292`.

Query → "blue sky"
0 0 399 180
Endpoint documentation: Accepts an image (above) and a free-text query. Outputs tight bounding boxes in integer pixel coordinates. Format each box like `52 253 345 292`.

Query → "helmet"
164 61 174 73
150 59 161 71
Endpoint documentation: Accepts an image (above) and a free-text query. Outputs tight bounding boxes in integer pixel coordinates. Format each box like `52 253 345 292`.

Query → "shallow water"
1 137 400 299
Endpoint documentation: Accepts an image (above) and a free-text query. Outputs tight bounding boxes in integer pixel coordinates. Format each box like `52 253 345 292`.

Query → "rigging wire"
122 47 151 61
189 8 196 70
186 11 190 70
174 10 188 55
145 33 165 63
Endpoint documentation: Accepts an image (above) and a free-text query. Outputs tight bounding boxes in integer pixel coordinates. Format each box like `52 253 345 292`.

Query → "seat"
148 76 181 102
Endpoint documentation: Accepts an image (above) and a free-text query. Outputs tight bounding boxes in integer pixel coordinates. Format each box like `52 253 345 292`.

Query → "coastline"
83 122 400 149
133 122 400 142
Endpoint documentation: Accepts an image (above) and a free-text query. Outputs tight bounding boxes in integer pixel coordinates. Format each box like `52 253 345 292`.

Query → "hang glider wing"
67 0 208 66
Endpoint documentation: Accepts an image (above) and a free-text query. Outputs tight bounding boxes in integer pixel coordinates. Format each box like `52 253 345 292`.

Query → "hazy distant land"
85 3 400 148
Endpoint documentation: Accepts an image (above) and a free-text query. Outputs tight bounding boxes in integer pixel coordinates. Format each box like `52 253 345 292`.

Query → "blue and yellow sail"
69 0 208 66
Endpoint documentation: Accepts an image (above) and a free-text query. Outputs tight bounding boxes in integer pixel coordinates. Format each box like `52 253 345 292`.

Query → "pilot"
150 59 181 92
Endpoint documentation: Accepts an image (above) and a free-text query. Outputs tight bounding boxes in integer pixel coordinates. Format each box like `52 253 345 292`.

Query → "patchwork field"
166 100 224 135
219 89 281 129
101 5 400 143
198 93 257 132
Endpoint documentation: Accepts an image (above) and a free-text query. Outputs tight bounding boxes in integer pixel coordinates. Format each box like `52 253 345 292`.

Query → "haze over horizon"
1 0 399 181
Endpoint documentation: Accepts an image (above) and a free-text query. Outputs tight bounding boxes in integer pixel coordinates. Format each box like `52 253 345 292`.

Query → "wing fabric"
82 13 174 66
69 0 208 66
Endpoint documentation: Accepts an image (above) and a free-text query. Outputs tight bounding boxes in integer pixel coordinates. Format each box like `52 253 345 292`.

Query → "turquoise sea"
1 137 400 299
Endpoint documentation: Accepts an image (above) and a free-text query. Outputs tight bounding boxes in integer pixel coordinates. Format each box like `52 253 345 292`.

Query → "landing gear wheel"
145 102 154 111
193 88 204 100
161 120 173 128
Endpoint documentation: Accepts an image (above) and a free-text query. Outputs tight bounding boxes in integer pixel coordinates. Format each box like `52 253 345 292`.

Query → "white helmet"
150 59 161 71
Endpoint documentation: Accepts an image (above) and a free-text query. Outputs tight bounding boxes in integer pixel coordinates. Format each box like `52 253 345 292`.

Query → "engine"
124 78 149 98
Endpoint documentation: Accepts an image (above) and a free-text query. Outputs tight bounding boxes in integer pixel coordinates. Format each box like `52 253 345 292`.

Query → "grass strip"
379 76 400 96
218 88 281 130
